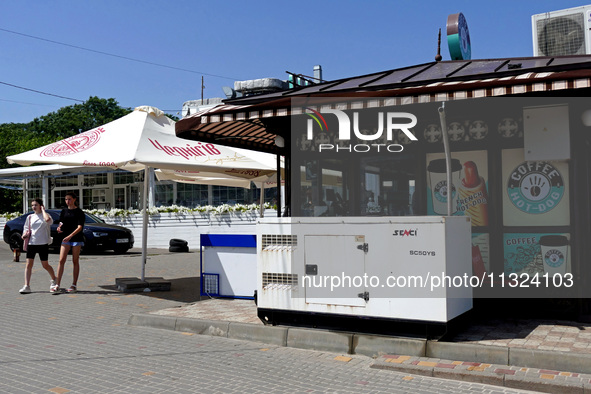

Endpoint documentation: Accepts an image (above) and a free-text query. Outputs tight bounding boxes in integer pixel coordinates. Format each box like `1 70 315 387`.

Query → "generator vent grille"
262 272 298 290
262 234 297 251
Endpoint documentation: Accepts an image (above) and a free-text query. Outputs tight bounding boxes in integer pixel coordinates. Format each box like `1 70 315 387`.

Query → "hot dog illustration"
458 161 489 226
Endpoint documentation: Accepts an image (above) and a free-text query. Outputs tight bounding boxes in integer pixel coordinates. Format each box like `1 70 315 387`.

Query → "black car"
3 209 134 254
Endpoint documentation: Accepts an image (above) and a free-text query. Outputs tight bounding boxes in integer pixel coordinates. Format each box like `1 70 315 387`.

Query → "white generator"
256 216 472 332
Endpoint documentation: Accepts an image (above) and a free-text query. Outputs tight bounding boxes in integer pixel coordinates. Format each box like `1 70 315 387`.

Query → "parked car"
3 210 134 254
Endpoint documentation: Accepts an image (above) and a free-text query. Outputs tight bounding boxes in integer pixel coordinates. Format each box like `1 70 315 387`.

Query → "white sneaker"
50 281 59 294
19 285 31 294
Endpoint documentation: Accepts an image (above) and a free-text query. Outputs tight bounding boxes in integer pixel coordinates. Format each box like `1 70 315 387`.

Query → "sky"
1 0 589 125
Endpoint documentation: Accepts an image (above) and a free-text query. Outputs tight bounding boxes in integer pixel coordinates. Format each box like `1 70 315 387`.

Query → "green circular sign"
447 13 471 60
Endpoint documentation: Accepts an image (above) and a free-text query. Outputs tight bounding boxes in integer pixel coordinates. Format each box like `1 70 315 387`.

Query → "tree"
26 96 131 139
0 97 132 212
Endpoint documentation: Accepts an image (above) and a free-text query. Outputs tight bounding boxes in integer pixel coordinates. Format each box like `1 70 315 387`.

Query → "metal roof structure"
0 164 110 180
176 55 591 153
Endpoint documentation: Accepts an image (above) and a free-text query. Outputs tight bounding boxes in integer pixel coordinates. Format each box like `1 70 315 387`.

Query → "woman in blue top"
19 198 58 294
55 192 85 294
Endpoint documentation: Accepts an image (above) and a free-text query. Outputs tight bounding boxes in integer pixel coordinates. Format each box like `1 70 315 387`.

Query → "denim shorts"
61 241 85 247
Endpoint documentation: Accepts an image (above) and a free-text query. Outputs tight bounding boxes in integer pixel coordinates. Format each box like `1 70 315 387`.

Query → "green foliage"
0 97 132 212
26 96 131 139
1 97 131 163
0 122 54 162
165 113 180 122
0 189 22 215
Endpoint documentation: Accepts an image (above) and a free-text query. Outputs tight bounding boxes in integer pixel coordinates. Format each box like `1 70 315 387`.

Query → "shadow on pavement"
52 289 121 295
47 249 141 256
98 276 202 303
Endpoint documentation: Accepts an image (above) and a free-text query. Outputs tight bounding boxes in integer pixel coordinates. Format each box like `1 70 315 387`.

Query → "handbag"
22 216 31 251
47 220 53 245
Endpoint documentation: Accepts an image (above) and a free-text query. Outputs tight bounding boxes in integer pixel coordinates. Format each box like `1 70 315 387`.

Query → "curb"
427 341 509 365
371 355 591 394
128 313 591 391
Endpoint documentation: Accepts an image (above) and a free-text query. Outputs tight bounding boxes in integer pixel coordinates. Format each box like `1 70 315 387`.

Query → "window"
155 183 174 206
26 179 42 208
360 156 416 216
114 171 143 184
114 188 126 209
212 186 250 205
82 188 109 209
54 175 78 188
298 160 350 217
82 189 92 208
82 173 107 187
176 183 209 207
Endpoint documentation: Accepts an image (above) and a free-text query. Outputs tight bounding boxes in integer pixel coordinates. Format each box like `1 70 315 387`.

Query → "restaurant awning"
176 55 591 153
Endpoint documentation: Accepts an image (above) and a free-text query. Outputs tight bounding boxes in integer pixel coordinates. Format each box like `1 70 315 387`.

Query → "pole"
22 179 27 213
41 176 49 208
141 165 149 282
438 102 453 216
276 154 282 217
259 181 265 218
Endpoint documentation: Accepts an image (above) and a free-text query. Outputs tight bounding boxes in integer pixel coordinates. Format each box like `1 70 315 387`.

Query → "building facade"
0 166 274 212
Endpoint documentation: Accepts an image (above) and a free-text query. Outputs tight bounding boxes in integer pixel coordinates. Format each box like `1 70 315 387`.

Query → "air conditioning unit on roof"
234 78 288 96
532 5 591 56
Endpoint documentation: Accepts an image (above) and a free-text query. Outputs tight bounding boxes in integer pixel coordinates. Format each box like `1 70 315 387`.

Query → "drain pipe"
438 102 453 216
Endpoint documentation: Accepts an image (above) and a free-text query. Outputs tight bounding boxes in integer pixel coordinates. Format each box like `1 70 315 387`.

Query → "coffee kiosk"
177 56 591 332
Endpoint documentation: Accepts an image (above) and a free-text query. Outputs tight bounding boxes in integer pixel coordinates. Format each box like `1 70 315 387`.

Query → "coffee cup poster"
504 233 571 275
426 151 489 226
502 148 570 226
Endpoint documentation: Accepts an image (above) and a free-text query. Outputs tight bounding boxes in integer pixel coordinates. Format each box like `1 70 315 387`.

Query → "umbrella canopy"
7 106 276 178
7 106 279 282
154 168 279 188
155 169 254 188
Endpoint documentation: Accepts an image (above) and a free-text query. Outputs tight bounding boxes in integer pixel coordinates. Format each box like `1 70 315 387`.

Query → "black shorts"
25 244 49 261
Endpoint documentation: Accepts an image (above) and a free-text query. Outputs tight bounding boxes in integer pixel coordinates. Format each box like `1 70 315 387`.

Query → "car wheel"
9 232 23 251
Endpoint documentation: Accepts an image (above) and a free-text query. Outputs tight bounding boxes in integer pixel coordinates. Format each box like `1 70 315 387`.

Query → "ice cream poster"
502 149 570 226
504 233 571 276
426 151 489 226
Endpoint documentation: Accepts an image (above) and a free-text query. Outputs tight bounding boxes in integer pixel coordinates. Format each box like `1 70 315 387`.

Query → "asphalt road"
0 241 533 393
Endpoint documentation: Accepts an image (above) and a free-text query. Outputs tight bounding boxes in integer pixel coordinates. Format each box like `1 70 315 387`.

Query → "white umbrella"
7 106 276 176
154 168 279 187
7 106 278 281
155 169 254 188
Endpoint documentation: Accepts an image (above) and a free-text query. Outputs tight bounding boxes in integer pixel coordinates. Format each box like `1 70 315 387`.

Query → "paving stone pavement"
449 317 591 354
371 355 591 393
148 298 591 392
152 298 591 356
0 243 533 393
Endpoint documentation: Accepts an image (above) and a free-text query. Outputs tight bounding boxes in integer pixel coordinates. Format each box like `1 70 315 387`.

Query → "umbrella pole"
259 181 265 218
141 166 149 282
